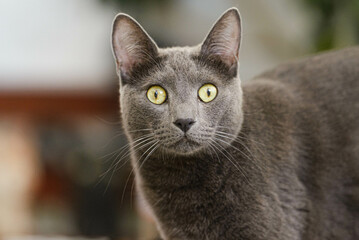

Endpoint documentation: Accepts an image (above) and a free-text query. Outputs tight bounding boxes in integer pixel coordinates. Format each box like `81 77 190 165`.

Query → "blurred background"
0 0 358 239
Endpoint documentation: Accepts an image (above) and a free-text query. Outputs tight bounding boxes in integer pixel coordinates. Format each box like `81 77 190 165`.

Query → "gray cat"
111 7 359 240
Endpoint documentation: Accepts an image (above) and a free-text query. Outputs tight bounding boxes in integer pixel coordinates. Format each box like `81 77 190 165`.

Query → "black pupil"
154 90 158 99
207 88 211 97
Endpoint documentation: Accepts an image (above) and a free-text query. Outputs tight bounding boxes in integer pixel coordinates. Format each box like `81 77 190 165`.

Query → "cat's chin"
163 137 205 155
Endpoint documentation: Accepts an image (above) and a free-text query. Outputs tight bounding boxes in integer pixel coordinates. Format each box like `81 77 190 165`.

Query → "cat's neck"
135 123 260 193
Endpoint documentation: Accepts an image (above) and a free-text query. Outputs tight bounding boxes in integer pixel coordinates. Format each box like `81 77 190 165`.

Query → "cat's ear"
111 14 158 84
200 8 242 76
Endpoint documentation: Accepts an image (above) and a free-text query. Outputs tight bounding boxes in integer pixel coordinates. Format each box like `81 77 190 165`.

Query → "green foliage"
302 0 359 51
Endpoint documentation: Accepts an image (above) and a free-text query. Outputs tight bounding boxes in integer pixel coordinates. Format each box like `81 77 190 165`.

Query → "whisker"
216 130 266 157
97 135 155 190
215 127 266 147
94 116 122 126
130 143 160 209
99 133 153 161
210 139 252 188
126 128 153 133
99 129 153 160
121 140 159 204
100 133 154 172
102 140 158 194
207 141 221 163
214 133 264 173
100 132 126 149
105 137 155 177
111 138 157 175
214 132 258 159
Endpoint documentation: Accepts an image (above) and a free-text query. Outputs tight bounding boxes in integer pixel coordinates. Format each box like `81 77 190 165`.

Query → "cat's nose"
173 118 196 133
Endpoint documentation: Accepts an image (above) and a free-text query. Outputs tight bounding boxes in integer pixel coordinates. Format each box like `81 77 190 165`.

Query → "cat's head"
111 8 243 156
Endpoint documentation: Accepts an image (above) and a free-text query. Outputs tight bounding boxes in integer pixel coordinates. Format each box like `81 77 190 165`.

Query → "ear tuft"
200 8 242 76
111 14 158 84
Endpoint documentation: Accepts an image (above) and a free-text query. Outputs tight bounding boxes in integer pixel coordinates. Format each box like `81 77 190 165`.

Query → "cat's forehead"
159 46 199 70
138 46 225 91
152 46 214 82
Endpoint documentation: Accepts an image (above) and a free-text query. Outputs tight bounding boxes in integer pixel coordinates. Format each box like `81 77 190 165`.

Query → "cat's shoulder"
254 46 359 82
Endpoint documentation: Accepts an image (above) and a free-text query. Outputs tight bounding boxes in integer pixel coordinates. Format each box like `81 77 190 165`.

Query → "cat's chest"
142 175 240 234
139 165 274 240
139 157 229 206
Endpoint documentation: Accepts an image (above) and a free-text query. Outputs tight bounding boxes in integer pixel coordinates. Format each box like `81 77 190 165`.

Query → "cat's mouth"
164 135 203 154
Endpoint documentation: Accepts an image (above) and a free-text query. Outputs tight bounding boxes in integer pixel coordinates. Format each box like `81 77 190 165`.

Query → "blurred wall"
0 0 117 91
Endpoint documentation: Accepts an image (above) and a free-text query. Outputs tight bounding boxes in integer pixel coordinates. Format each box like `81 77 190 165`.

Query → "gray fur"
111 7 359 240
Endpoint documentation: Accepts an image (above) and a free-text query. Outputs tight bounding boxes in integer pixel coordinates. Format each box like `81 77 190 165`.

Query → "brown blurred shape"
0 91 118 118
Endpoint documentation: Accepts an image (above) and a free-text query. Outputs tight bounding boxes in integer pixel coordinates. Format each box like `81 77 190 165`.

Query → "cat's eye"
147 85 167 105
198 84 218 103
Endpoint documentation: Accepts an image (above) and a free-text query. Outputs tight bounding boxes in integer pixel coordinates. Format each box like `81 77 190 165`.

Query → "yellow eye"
147 85 167 105
198 84 217 103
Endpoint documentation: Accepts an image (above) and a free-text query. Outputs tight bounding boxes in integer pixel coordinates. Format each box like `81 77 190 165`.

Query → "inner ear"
200 8 242 76
111 14 159 84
